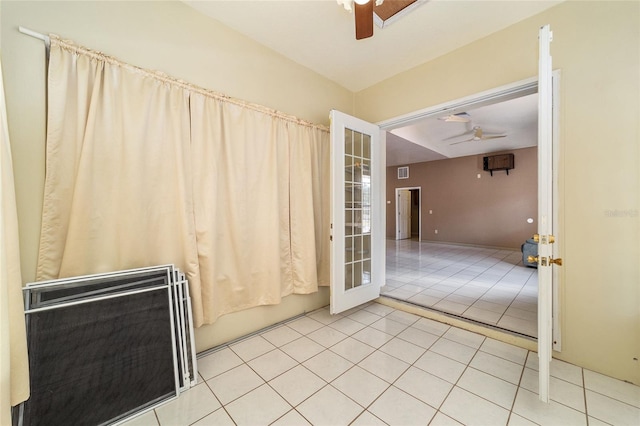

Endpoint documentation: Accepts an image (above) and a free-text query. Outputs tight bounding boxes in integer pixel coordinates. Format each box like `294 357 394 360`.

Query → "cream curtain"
0 57 30 423
37 38 201 309
37 36 329 327
190 94 330 323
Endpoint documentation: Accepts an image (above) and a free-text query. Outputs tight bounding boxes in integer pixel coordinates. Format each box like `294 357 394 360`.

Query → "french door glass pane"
344 127 372 292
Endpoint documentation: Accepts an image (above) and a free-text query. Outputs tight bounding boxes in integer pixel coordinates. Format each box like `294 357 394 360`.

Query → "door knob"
533 234 555 244
527 255 538 263
550 258 563 266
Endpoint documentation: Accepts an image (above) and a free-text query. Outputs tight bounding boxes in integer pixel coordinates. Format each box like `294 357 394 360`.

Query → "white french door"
329 110 385 315
537 24 561 403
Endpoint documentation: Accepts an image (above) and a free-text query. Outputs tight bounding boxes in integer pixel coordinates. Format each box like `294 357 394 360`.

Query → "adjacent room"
2 1 638 425
382 92 541 338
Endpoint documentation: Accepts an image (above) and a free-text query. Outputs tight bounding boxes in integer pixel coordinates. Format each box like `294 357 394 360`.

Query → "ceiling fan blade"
355 1 374 40
482 135 507 140
439 112 471 123
442 128 475 141
450 138 474 145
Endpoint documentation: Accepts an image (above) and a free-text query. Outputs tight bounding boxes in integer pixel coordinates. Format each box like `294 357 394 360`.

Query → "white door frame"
395 186 422 241
377 73 561 393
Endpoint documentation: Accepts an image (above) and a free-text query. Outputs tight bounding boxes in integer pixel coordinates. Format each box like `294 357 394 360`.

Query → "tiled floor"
384 239 538 337
122 302 640 426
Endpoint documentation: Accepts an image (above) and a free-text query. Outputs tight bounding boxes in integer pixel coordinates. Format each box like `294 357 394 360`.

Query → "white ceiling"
386 92 539 166
183 0 559 163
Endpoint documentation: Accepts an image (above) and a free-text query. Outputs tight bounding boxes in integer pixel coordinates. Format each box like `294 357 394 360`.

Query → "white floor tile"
351 410 387 425
440 386 510 426
386 309 421 325
507 413 539 426
526 354 584 386
412 317 451 336
297 385 363 426
470 351 524 385
260 325 303 347
457 367 518 409
397 326 440 349
479 338 528 365
285 316 324 335
306 308 342 325
330 336 376 363
225 384 291 426
585 389 640 425
462 306 502 323
414 350 467 384
359 350 410 383
230 335 276 362
247 348 298 381
433 299 468 315
368 386 437 425
197 347 244 380
279 336 325 363
328 317 367 335
155 383 221 426
206 364 264 405
408 293 442 306
519 367 585 412
442 327 485 349
191 408 235 426
512 388 587 426
362 303 395 316
268 365 326 406
497 315 537 338
352 326 394 348
430 411 464 426
584 369 640 408
370 317 409 336
430 338 478 364
271 409 312 426
348 309 383 325
379 337 426 364
306 325 348 348
120 410 159 426
332 365 389 407
394 366 453 408
302 349 354 382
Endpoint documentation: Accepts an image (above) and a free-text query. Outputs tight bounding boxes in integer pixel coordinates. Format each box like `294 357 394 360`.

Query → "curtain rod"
18 26 50 56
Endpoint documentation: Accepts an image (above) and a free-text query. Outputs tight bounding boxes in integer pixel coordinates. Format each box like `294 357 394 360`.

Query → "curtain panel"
1 57 30 420
37 36 329 327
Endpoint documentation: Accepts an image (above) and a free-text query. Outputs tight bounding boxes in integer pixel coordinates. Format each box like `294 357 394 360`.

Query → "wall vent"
397 166 409 179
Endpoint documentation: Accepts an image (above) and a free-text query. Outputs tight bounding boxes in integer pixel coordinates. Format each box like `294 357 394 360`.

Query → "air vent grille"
397 166 409 179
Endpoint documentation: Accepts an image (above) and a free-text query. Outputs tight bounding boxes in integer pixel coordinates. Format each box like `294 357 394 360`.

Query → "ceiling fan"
438 112 471 123
450 126 507 145
337 0 383 40
338 0 417 40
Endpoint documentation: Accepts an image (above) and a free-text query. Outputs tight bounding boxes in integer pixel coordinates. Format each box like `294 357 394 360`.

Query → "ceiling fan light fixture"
337 0 383 12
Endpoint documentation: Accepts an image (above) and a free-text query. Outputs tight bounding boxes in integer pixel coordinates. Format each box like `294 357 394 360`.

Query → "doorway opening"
379 77 553 340
395 187 421 241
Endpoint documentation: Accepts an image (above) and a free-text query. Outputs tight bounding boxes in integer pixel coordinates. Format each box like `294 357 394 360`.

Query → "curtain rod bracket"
18 26 50 57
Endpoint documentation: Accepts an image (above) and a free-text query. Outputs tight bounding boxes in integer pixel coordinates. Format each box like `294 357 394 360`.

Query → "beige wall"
360 1 640 384
1 0 353 350
387 147 537 249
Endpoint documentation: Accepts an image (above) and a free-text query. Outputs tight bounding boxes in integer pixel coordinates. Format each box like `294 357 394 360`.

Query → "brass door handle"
527 255 538 263
550 258 563 266
533 234 555 244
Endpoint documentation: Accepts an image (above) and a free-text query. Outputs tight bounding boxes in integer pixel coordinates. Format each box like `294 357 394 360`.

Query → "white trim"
552 69 562 353
537 24 553 404
378 77 538 131
395 187 422 241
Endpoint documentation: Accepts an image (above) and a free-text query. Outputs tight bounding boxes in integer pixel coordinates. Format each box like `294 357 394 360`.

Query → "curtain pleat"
1 57 30 421
37 41 202 304
37 37 330 328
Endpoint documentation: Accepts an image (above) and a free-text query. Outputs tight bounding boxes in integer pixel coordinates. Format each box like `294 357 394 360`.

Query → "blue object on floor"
521 238 538 268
